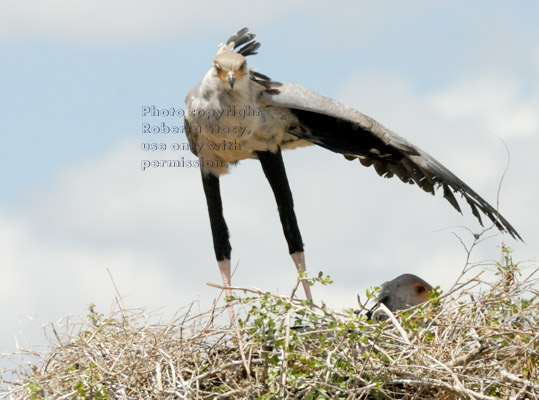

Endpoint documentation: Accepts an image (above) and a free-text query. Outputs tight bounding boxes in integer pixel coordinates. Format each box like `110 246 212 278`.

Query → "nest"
2 245 538 399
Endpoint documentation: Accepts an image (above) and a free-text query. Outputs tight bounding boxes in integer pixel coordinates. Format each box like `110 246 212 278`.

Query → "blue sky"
1 1 538 370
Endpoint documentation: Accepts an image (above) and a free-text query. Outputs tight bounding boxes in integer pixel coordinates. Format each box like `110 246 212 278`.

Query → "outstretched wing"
264 83 521 240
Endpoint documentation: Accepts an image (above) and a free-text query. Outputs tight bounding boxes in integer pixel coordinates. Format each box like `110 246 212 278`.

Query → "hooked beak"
226 71 236 89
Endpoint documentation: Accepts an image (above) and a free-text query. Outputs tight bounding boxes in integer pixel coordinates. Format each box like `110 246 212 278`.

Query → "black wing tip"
357 156 523 241
513 231 524 242
450 189 523 241
496 216 523 242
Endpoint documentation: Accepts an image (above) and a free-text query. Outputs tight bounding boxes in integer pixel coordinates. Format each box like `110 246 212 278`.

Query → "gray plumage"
376 273 433 312
185 27 521 240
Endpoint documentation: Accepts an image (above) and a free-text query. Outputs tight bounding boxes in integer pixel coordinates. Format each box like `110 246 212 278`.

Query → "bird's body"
184 28 520 322
185 42 310 175
185 84 310 174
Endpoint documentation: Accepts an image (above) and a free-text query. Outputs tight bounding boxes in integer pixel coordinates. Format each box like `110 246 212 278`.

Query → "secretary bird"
184 28 521 321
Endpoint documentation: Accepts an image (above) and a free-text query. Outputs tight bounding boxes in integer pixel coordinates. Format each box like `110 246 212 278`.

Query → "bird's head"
410 280 431 303
380 273 433 311
213 50 248 90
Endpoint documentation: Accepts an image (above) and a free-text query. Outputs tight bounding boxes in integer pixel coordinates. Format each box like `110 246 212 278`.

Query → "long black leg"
257 148 304 254
257 148 312 301
201 170 234 321
201 170 231 261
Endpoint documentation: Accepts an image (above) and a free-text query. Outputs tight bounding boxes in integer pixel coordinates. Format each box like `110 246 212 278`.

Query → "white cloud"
0 0 316 44
0 208 186 351
0 1 451 46
0 0 201 43
429 75 539 139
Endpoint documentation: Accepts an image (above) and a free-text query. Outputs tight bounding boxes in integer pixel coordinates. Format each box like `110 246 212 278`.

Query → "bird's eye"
416 286 425 294
214 62 221 70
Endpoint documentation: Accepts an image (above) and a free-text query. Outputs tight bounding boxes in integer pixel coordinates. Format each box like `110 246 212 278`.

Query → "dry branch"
2 247 538 399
